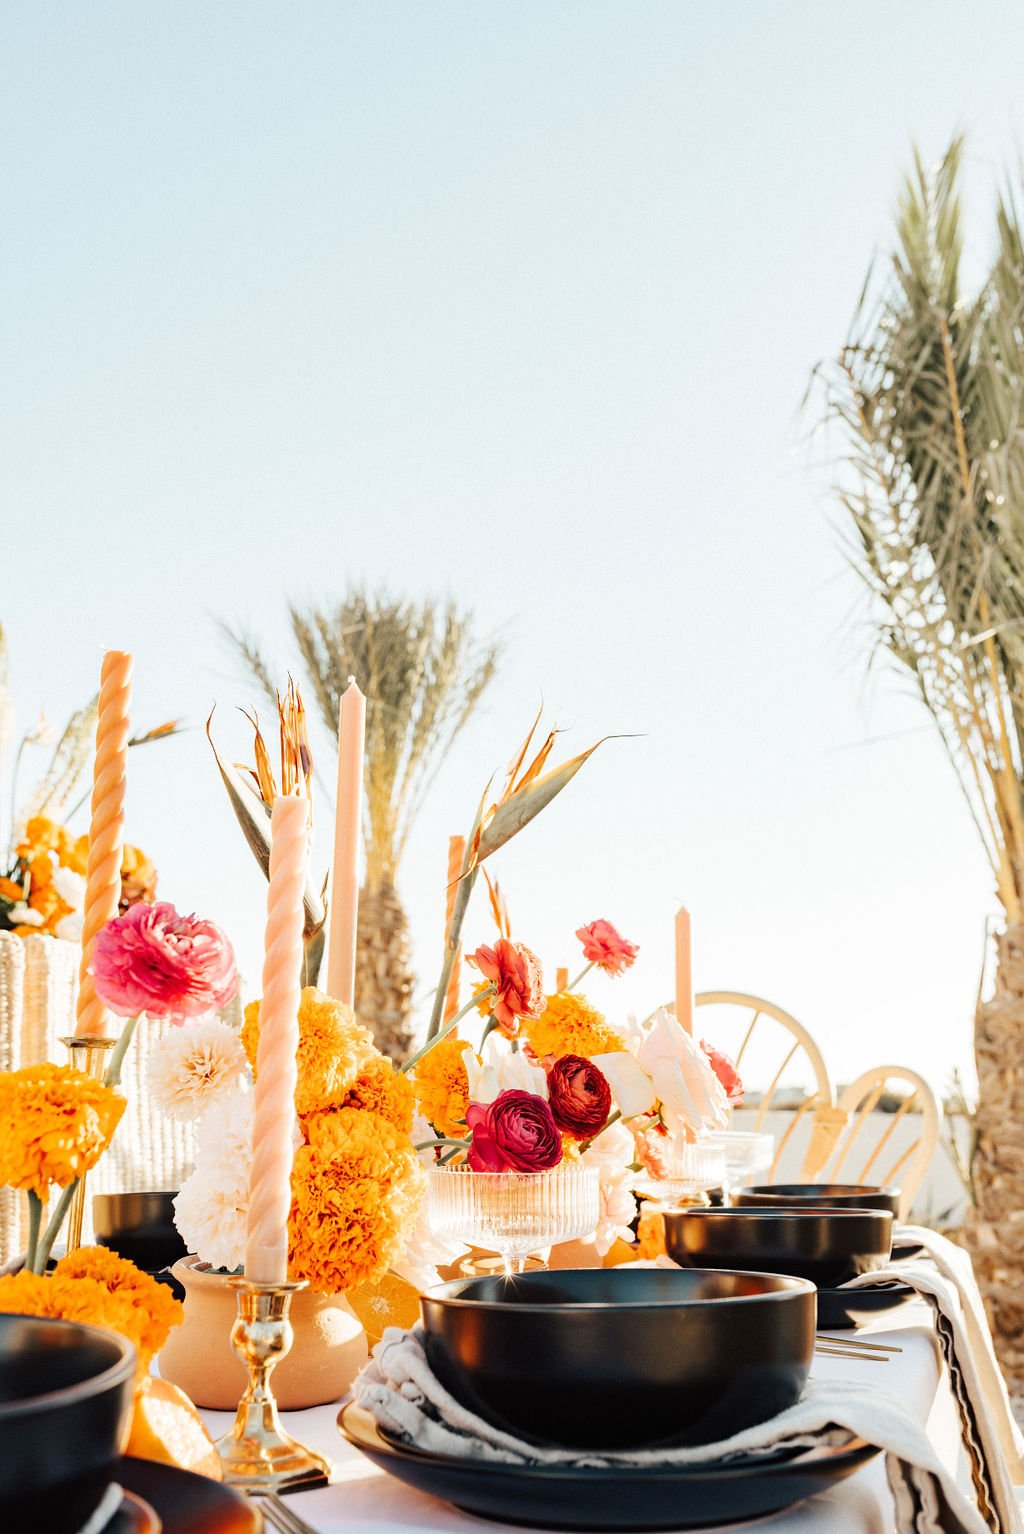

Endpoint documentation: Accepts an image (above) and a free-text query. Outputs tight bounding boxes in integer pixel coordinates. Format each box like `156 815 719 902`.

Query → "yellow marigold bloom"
413 1035 472 1139
521 992 624 1061
341 1056 415 1134
289 1106 425 1294
0 1063 126 1196
243 987 377 1116
54 1247 182 1364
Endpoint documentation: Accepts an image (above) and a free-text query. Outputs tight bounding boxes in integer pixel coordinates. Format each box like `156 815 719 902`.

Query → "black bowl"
421 1266 815 1450
93 1190 187 1272
663 1207 893 1287
734 1183 902 1216
0 1313 135 1534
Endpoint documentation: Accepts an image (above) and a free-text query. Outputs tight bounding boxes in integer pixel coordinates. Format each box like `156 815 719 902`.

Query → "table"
202 1301 964 1533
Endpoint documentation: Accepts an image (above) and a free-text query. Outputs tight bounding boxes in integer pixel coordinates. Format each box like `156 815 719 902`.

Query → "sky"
2 1 1022 1094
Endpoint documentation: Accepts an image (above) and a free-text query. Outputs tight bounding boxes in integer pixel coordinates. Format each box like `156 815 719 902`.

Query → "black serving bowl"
663 1207 893 1287
421 1266 815 1450
93 1190 187 1272
0 1313 135 1534
734 1183 902 1217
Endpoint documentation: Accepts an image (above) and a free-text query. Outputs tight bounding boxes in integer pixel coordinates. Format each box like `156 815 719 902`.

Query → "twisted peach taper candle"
442 834 465 1026
246 793 308 1285
75 650 133 1039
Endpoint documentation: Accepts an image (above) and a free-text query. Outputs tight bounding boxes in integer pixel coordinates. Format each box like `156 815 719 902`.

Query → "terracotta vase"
158 1257 368 1410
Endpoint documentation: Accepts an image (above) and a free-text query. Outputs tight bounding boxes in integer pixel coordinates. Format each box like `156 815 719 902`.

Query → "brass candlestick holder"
61 1035 117 1253
215 1277 331 1491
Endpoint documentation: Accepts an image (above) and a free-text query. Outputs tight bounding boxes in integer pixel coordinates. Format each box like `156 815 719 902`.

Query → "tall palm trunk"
355 878 415 1062
970 925 1024 1379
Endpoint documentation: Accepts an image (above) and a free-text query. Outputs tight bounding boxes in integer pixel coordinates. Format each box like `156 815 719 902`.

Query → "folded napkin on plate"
844 1255 1023 1533
354 1325 989 1534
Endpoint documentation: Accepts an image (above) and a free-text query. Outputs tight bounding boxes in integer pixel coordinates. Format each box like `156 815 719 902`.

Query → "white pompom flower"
148 1018 248 1122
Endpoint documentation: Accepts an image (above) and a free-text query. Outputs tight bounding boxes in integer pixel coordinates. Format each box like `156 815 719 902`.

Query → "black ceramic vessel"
663 1207 893 1287
420 1266 815 1450
0 1313 135 1534
93 1190 187 1271
734 1183 901 1216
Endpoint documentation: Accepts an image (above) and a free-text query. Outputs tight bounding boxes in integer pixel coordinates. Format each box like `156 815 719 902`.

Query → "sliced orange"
347 1270 421 1346
602 1237 640 1268
127 1375 222 1480
636 1210 666 1260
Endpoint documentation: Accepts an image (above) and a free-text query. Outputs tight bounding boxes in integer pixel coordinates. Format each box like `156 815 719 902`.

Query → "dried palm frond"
23 697 100 823
815 136 1024 921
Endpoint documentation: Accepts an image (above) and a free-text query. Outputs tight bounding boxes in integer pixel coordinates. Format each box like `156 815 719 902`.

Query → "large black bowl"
0 1313 136 1534
734 1184 902 1216
663 1207 893 1287
93 1190 187 1272
420 1266 815 1450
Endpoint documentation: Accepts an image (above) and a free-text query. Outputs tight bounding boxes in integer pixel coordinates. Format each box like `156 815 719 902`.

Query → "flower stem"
402 984 495 1074
480 1015 501 1049
426 851 480 1042
104 1014 140 1089
25 1191 42 1274
566 961 594 992
35 1180 79 1271
413 1137 468 1151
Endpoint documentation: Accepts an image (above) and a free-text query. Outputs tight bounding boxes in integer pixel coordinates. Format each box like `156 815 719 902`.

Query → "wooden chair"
820 1065 942 1222
692 991 844 1180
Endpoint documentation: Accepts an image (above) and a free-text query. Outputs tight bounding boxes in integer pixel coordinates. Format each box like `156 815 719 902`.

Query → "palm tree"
817 137 1024 1380
226 591 499 1060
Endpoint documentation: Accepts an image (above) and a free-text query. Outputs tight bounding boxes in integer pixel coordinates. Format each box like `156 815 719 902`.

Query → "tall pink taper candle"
442 834 464 1026
76 650 133 1039
326 679 365 1005
674 905 694 1035
246 794 308 1284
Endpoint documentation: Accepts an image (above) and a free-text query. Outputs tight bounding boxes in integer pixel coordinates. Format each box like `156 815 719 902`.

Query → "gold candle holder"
215 1278 331 1491
61 1035 116 1253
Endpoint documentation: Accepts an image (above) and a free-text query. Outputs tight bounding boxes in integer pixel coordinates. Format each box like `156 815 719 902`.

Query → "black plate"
338 1402 879 1531
110 1490 160 1533
817 1284 918 1330
116 1458 261 1533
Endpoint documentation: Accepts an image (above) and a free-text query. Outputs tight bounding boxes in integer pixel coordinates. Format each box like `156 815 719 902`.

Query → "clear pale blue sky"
3 2 1022 1090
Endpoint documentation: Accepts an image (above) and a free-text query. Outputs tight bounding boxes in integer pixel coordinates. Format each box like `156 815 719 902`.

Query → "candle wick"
346 675 356 686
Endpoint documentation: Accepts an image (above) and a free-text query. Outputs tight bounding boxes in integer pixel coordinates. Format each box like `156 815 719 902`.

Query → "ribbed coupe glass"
426 1165 600 1276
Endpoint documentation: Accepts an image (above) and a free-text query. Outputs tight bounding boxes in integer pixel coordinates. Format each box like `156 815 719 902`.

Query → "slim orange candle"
246 793 308 1284
326 679 365 1006
442 835 465 1025
76 650 133 1039
675 905 694 1035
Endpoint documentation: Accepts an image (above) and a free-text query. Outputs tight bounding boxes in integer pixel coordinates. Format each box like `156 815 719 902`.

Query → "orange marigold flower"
471 979 494 1018
289 1107 425 1294
17 816 59 855
57 829 89 875
636 1209 666 1261
521 992 624 1061
340 1056 415 1134
27 852 54 890
243 987 377 1116
412 1035 473 1139
0 1063 126 1196
0 876 25 902
54 1247 182 1364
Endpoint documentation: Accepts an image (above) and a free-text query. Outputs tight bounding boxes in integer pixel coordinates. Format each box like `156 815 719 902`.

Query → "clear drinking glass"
426 1164 601 1275
700 1129 775 1199
631 1137 728 1206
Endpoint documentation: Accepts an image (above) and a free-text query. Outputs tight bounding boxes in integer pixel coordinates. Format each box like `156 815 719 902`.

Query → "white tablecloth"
202 1301 964 1533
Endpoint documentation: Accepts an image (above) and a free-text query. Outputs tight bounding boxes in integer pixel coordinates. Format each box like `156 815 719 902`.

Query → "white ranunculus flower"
195 1087 254 1163
392 1201 468 1290
51 864 86 912
595 1008 728 1136
462 1037 547 1104
580 1117 635 1174
148 1019 249 1122
589 1176 638 1257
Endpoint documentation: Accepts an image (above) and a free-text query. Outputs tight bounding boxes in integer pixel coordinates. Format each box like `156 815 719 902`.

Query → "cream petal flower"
148 1019 248 1122
591 1050 657 1120
636 1009 729 1135
173 1157 249 1272
462 1037 547 1104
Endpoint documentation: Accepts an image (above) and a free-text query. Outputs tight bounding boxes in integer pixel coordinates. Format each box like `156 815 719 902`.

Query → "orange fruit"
347 1270 421 1346
602 1237 639 1268
126 1376 222 1480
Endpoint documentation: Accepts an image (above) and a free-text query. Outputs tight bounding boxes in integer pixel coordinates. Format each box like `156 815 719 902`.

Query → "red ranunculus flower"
92 901 237 1021
575 919 639 977
701 1040 744 1104
465 1089 563 1172
547 1054 612 1139
467 939 545 1039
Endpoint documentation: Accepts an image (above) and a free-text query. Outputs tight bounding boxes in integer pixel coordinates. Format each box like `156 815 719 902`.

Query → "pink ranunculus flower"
465 1089 563 1172
701 1040 745 1104
467 939 545 1038
92 901 238 1021
575 919 639 977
